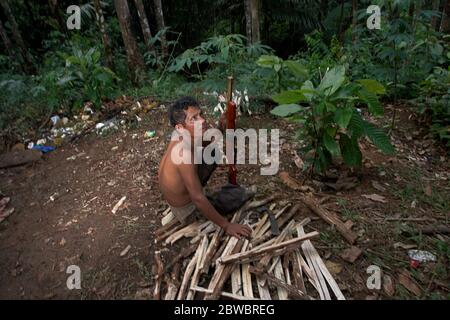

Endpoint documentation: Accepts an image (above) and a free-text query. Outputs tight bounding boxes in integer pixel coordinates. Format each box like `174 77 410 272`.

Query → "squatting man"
158 96 279 239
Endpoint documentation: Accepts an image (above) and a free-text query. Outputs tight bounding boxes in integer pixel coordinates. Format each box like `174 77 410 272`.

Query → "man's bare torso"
158 141 194 207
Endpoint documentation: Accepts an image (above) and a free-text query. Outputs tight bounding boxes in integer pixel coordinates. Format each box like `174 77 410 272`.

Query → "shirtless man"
158 96 252 239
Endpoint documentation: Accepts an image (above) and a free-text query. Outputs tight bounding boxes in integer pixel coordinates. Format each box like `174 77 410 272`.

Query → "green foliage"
271 65 394 173
58 46 119 110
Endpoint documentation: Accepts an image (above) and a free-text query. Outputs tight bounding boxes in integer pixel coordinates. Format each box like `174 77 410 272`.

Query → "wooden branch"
217 231 319 265
300 194 357 244
153 250 164 300
165 221 204 245
290 251 306 295
155 217 179 237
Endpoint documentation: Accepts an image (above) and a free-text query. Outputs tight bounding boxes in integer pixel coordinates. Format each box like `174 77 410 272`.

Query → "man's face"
178 106 206 140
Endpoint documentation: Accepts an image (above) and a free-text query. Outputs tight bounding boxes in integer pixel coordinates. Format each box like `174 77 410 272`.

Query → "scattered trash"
408 250 436 265
120 245 131 257
50 115 61 126
112 196 127 214
49 192 59 202
36 138 47 145
144 130 156 138
32 145 55 153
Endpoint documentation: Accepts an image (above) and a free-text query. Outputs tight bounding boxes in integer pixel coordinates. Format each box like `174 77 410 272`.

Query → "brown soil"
0 103 448 300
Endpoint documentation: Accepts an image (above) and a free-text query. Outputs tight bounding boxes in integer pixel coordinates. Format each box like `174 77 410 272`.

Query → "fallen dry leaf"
340 246 362 263
371 181 386 192
362 194 387 203
324 260 343 275
383 275 395 297
398 270 421 296
423 184 432 197
278 171 313 192
394 242 417 250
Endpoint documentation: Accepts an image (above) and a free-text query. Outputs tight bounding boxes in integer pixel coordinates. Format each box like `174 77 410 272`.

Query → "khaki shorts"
169 202 198 222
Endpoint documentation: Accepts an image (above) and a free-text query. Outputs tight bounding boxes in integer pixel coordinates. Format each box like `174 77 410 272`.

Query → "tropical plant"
271 65 395 173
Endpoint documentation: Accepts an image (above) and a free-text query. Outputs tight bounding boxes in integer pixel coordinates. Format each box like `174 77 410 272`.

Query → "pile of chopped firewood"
153 195 346 300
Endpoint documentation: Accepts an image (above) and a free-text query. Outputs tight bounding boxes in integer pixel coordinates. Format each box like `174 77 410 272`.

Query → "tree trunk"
440 0 450 33
320 0 328 20
0 19 14 60
48 0 65 33
244 0 252 44
114 0 144 83
352 0 357 42
338 0 345 43
0 0 34 72
250 0 260 43
93 0 114 69
153 0 168 59
431 0 441 30
134 0 157 57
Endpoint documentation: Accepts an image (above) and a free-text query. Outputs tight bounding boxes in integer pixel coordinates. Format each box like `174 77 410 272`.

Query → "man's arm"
177 162 251 239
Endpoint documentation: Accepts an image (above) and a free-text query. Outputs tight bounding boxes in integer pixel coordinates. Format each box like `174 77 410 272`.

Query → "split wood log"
165 221 204 245
217 231 319 265
153 250 164 300
204 238 245 300
176 242 202 300
156 219 188 242
190 286 260 300
162 211 175 226
261 220 296 269
252 204 300 245
290 251 306 294
165 243 197 272
267 218 310 273
252 204 291 240
300 194 358 244
297 225 345 300
164 263 181 300
241 241 253 298
155 217 180 237
231 240 249 296
273 259 288 300
249 266 310 300
187 235 209 300
256 276 272 300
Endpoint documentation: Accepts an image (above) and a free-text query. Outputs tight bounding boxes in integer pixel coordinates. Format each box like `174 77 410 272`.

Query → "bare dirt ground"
0 102 448 300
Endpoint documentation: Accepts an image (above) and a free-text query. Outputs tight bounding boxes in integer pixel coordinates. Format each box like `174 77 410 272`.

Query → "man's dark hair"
168 96 199 127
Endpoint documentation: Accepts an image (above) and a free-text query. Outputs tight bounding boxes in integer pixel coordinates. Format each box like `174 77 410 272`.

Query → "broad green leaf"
357 79 386 95
318 65 345 96
334 107 353 129
283 60 308 78
340 134 362 166
272 90 305 104
270 104 302 117
323 132 340 157
364 121 395 155
358 89 383 116
301 80 315 102
256 55 281 68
